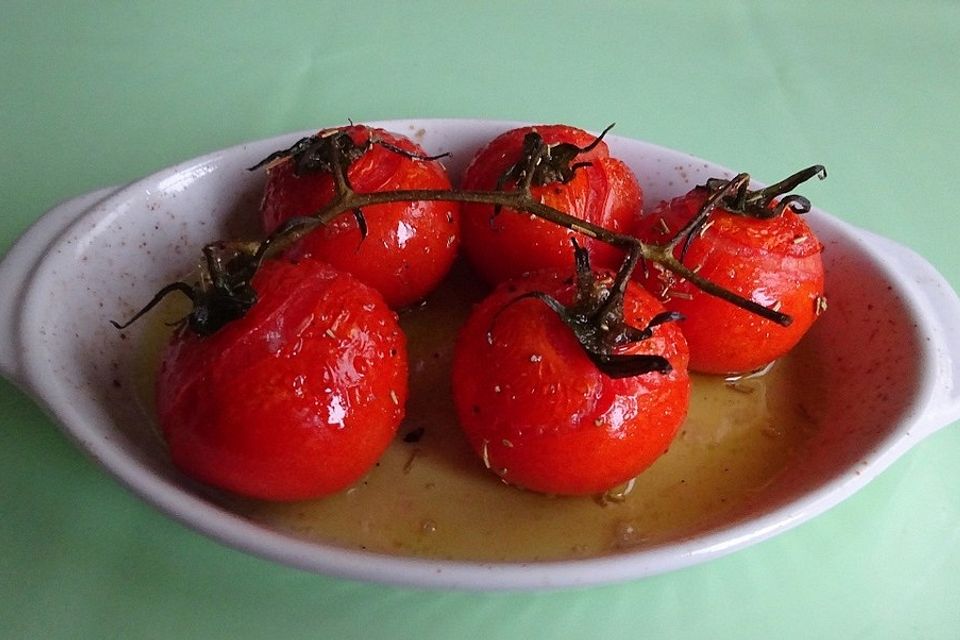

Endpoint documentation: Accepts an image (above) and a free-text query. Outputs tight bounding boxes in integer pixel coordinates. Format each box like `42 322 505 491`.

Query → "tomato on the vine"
460 124 642 285
451 264 690 496
258 125 460 309
155 256 408 502
633 173 826 375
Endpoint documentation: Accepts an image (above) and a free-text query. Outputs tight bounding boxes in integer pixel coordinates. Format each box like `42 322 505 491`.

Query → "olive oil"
140 261 821 562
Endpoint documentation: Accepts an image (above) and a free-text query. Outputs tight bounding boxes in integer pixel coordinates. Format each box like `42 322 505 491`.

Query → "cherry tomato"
451 269 690 496
634 186 825 375
259 125 460 309
460 124 642 285
155 257 408 501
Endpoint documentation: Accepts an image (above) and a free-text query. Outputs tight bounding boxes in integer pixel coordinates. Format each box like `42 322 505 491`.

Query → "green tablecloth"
2 2 958 638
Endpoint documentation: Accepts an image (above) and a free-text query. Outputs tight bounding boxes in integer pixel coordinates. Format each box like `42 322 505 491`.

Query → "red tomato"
460 124 642 285
634 186 825 375
451 269 690 496
259 125 460 309
155 257 408 501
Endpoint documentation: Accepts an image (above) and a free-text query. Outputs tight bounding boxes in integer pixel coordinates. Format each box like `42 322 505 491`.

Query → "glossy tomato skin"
460 125 642 285
634 188 825 375
452 270 690 496
260 125 460 309
156 257 408 502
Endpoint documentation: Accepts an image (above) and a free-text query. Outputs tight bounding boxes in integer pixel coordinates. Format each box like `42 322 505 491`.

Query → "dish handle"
0 187 119 388
859 229 960 435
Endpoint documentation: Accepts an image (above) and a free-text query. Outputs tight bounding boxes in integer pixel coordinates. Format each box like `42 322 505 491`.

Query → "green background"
2 2 959 638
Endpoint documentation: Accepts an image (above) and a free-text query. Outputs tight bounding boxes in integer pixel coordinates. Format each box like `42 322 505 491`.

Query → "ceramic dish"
1 119 958 590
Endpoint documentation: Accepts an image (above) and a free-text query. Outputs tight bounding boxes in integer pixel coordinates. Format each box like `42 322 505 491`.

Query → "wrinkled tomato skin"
634 188 825 375
460 125 642 285
452 270 690 496
156 257 408 502
260 125 460 309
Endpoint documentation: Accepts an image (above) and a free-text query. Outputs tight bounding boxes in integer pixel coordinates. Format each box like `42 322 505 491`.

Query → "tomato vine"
114 126 826 345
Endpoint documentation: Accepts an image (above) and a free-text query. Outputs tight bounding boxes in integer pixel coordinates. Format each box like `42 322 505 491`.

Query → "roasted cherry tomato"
451 268 690 496
258 125 460 309
460 124 642 285
634 175 826 375
156 257 408 501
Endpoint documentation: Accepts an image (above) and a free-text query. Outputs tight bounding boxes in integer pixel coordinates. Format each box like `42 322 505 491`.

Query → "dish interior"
22 122 925 564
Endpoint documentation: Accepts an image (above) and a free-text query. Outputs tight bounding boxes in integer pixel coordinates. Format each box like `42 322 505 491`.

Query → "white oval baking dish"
1 119 958 590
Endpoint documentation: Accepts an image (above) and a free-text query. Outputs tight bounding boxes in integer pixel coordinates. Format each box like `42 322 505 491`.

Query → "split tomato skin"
452 270 690 496
460 125 642 285
156 257 408 502
634 188 825 375
260 125 460 309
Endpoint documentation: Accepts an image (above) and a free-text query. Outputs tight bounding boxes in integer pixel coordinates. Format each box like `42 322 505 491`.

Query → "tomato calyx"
248 127 450 241
247 127 449 177
493 123 615 203
702 164 827 220
679 167 827 257
673 164 828 264
112 240 265 336
498 240 681 379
